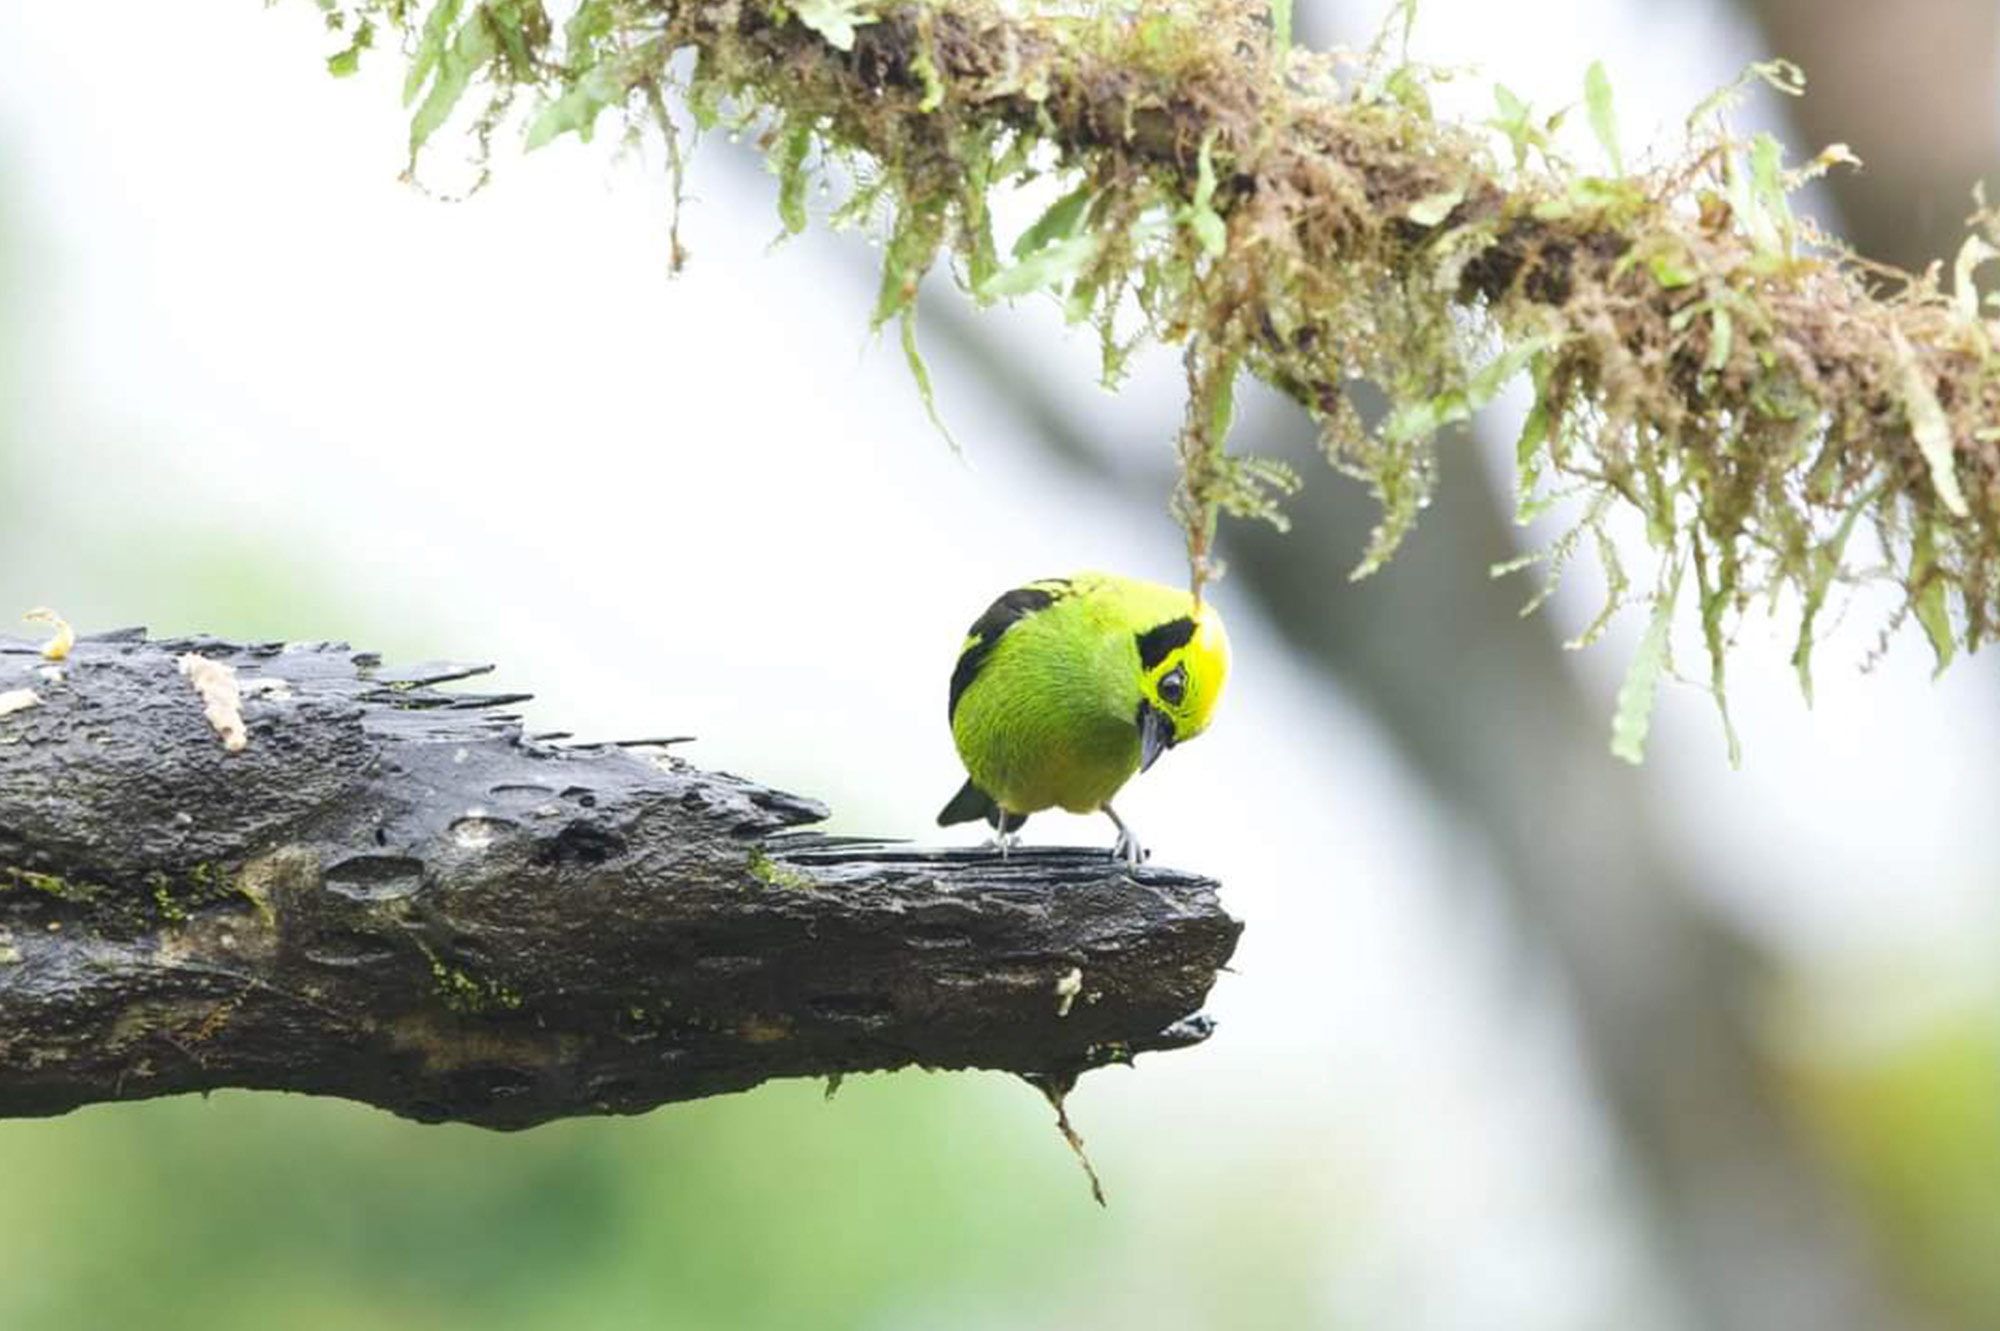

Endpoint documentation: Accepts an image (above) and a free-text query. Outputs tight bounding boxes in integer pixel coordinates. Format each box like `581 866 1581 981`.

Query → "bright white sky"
1 3 1996 1329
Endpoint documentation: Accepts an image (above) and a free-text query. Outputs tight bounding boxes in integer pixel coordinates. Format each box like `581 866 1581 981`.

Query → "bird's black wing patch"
948 579 1070 722
1135 615 1198 671
937 777 997 827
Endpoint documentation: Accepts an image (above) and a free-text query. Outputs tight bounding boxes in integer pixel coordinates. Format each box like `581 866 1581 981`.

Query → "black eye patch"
1135 616 1197 671
1157 665 1187 706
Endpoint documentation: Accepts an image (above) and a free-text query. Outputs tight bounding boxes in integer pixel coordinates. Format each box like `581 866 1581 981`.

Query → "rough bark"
0 629 1238 1130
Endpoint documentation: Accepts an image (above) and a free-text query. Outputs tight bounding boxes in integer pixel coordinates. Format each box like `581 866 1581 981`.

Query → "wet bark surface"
0 631 1238 1129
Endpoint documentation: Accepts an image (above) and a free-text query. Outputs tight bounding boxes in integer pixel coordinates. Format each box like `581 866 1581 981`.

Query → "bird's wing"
936 776 999 827
947 577 1075 722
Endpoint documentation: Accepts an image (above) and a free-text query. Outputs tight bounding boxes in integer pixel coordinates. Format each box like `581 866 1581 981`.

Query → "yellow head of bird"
1134 598 1230 770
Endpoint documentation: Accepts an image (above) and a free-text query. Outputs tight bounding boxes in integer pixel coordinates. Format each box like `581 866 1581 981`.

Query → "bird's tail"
937 778 1000 828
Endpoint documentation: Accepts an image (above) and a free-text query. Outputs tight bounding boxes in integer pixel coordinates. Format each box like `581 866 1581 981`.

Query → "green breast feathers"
937 572 1230 868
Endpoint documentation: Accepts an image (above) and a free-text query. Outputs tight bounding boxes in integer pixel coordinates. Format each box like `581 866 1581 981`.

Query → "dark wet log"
0 630 1238 1129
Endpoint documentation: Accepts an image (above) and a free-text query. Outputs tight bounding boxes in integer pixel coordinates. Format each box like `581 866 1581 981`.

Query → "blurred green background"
4 3 2000 1330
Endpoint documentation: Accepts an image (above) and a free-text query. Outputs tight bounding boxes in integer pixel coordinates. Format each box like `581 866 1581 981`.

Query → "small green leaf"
1890 327 1970 518
1645 250 1696 288
793 0 875 52
1706 304 1733 374
1690 535 1741 768
525 64 624 150
408 9 497 157
1610 561 1682 765
913 49 945 112
985 181 1104 300
686 50 724 130
1910 519 1957 676
773 123 813 234
1269 0 1292 56
1467 335 1553 408
1012 183 1093 260
958 132 1005 290
901 310 959 455
872 200 944 328
1189 210 1227 256
404 0 464 107
327 20 374 78
1746 133 1791 255
562 0 617 55
1584 60 1623 177
1405 186 1463 227
1722 143 1779 256
1383 65 1432 118
1916 584 1955 674
1386 337 1553 447
1566 175 1642 214
1207 358 1238 444
1515 375 1550 470
1182 132 1227 257
979 233 1101 300
1793 479 1885 704
1488 84 1542 170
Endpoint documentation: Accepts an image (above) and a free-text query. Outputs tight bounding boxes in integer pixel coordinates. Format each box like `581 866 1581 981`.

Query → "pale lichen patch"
177 653 249 752
1053 966 1084 1017
0 689 41 718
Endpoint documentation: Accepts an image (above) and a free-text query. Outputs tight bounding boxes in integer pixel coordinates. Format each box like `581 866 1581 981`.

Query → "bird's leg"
1102 803 1148 869
988 810 1021 858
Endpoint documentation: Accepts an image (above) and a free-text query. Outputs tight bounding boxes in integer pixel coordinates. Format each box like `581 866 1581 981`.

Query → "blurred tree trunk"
1736 0 1999 273
1717 4 2000 1325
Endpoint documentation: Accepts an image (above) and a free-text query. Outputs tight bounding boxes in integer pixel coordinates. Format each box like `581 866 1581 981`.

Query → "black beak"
1138 702 1175 773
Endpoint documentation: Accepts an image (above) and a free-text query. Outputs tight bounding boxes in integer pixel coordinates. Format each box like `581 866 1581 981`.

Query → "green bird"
937 571 1231 866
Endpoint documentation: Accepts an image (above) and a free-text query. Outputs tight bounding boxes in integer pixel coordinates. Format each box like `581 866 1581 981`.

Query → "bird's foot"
986 829 1022 858
1109 826 1149 870
1102 802 1149 870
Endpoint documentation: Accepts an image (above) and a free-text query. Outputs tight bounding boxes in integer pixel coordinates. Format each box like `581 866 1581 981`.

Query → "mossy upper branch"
338 0 1999 715
749 2 1993 647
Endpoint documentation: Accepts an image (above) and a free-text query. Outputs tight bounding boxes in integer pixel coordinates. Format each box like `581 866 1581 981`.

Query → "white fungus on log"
177 653 248 752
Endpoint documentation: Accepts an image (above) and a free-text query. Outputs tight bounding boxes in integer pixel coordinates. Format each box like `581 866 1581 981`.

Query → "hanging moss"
301 0 2000 760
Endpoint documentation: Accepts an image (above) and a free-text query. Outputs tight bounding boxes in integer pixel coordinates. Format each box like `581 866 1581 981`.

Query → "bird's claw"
1110 827 1149 870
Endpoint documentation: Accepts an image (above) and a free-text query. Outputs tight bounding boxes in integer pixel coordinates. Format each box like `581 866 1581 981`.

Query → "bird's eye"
1157 665 1187 707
